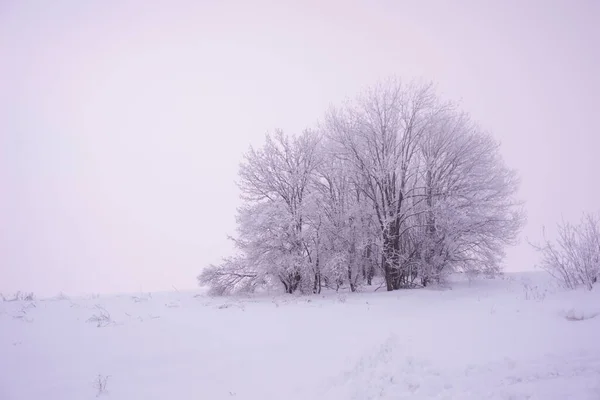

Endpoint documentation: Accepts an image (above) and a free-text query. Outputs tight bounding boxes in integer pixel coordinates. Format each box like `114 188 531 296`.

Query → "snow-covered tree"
325 80 440 290
414 110 524 284
199 130 322 294
313 149 377 292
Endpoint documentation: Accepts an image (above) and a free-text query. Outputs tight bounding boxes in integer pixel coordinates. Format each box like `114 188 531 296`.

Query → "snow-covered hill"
2 272 600 399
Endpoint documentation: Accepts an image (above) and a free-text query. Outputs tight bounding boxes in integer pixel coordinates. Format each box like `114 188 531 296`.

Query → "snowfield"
2 272 600 400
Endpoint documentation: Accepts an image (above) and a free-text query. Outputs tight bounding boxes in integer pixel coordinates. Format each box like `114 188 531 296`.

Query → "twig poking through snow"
5 291 35 302
374 281 386 292
165 301 180 308
87 306 113 328
55 292 70 301
564 309 599 321
93 374 110 397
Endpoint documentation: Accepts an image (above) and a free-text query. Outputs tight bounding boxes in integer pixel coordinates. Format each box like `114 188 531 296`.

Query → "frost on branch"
197 257 260 296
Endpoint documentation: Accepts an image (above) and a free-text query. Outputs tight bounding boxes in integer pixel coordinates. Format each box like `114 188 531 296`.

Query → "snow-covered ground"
1 272 600 400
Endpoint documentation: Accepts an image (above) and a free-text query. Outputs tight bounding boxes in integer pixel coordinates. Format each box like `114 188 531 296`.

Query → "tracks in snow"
320 334 600 400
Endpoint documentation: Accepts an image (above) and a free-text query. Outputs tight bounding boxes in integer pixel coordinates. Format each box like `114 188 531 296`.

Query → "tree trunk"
365 245 374 285
313 269 322 294
383 220 403 291
383 251 393 291
348 263 357 293
281 279 290 294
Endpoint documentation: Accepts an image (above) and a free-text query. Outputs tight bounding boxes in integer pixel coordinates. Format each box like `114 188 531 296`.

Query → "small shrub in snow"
131 295 149 303
93 374 110 397
532 212 600 290
522 283 547 301
87 306 113 328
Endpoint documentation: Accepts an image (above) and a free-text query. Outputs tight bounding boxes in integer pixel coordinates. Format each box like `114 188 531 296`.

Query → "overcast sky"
1 0 598 296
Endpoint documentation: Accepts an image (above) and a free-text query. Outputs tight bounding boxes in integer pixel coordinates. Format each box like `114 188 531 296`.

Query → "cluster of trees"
199 79 525 295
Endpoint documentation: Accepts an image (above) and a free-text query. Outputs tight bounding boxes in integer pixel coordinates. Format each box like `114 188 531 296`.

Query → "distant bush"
532 212 600 290
2 291 35 302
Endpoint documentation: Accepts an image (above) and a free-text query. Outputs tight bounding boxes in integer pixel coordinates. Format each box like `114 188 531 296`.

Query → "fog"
1 0 598 296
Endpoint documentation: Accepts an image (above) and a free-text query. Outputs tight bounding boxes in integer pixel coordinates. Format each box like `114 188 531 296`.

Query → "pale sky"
1 0 599 297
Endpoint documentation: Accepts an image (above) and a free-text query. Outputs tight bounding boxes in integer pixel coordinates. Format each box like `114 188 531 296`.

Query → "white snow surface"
2 272 600 399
